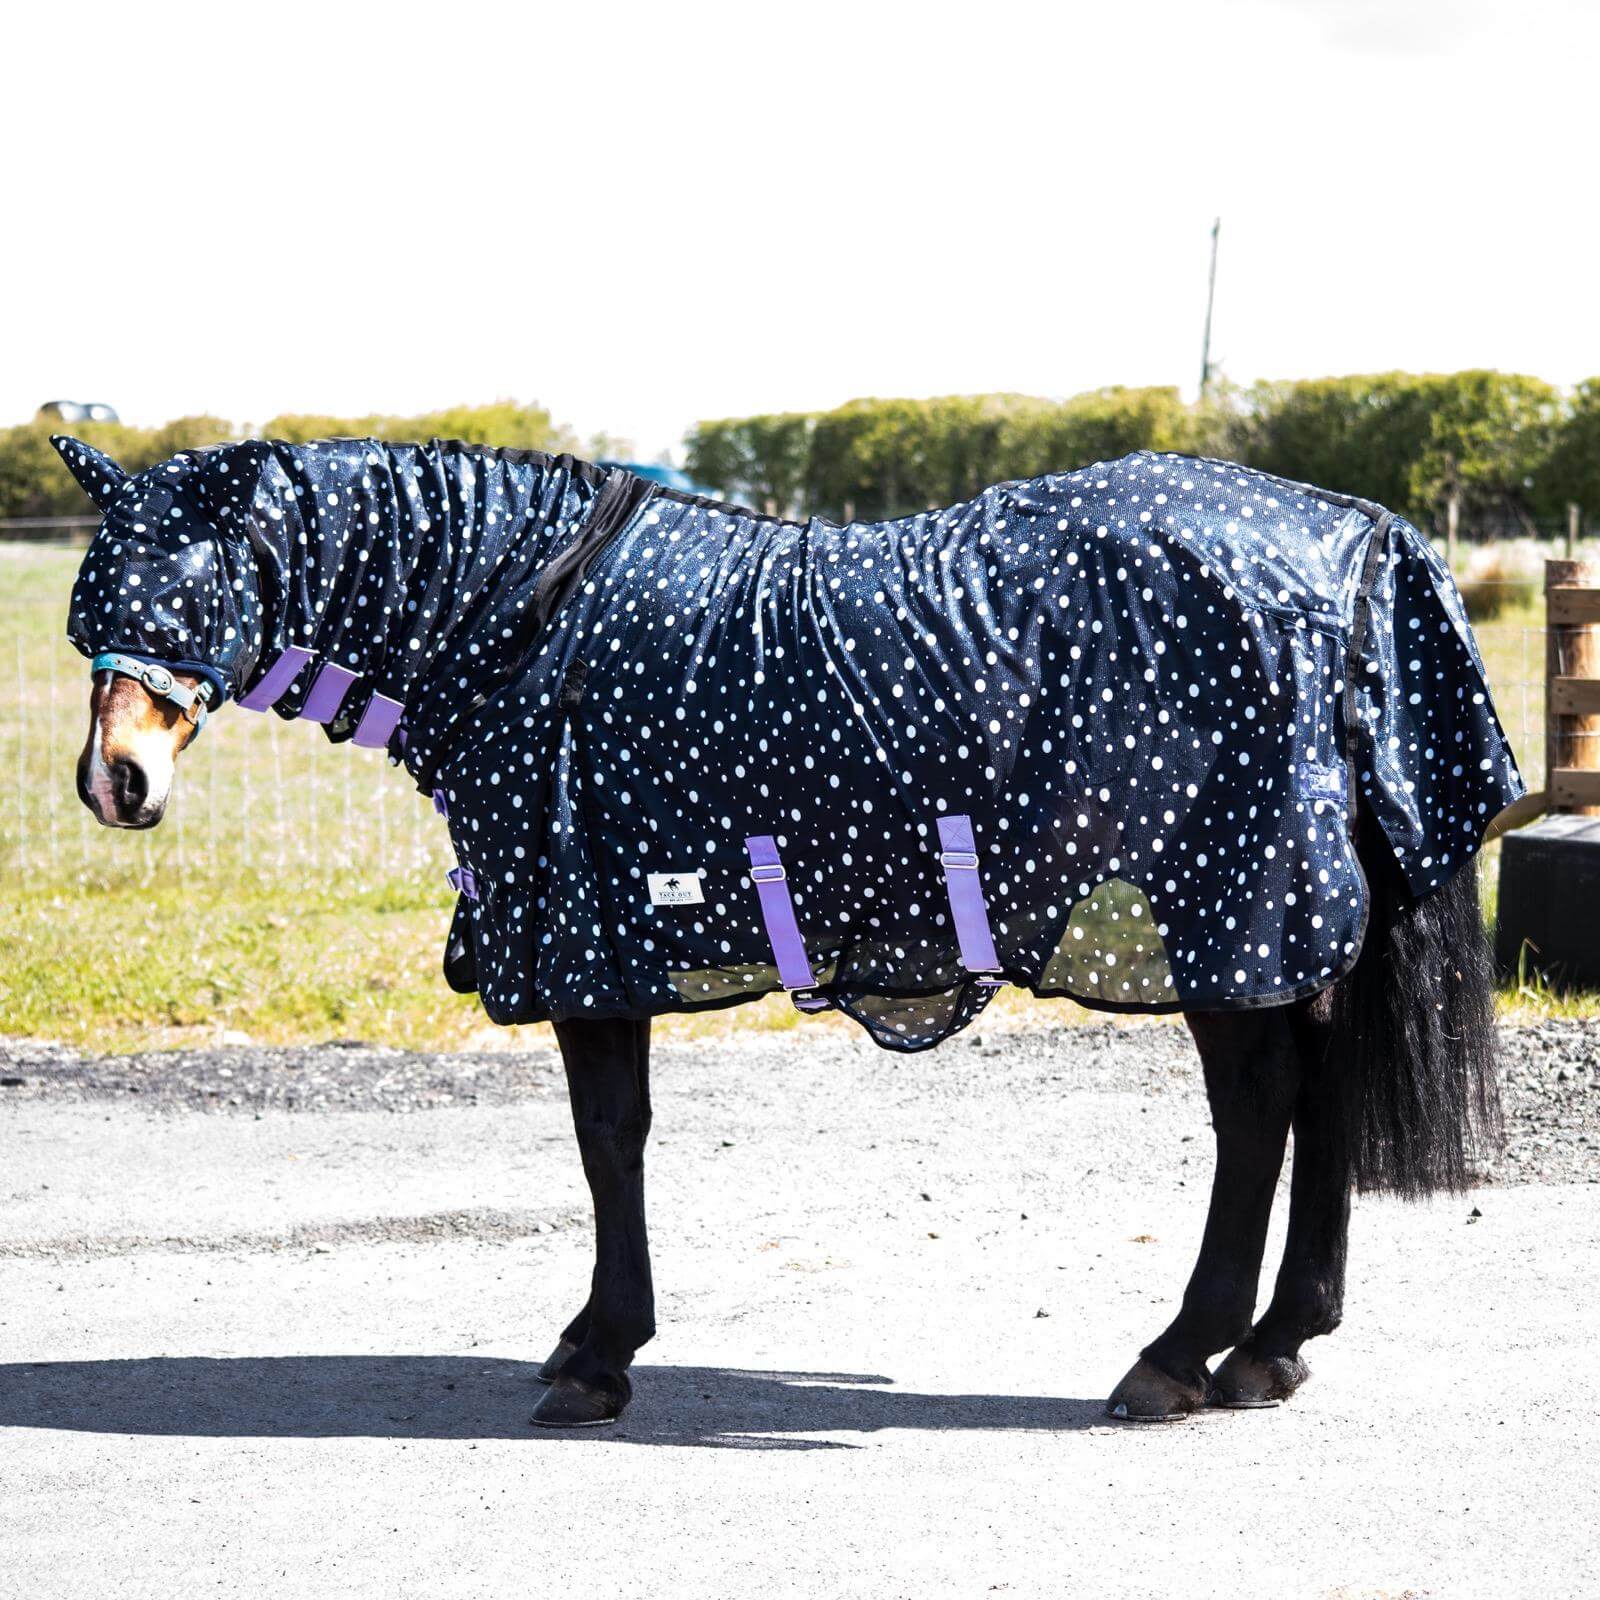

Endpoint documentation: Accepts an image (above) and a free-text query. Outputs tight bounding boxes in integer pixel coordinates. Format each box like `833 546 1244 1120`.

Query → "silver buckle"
750 863 787 883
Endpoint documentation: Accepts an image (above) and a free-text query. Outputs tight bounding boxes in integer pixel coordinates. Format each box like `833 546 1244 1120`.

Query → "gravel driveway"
2 1017 1597 1597
3 1016 1597 1182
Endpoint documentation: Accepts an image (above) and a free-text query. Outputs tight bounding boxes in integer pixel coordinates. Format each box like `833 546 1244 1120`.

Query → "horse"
57 432 1519 1427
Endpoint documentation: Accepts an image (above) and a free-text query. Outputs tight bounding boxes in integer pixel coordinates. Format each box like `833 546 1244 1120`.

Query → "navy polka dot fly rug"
57 434 1524 1050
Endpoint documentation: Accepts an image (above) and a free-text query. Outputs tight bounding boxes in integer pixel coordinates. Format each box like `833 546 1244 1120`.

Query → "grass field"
0 541 1589 1052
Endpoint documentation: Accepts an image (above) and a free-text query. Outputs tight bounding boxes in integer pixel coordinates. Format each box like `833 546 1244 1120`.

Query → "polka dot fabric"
60 438 1524 1051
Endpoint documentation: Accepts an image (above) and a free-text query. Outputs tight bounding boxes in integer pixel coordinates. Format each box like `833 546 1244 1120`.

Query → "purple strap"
301 662 360 724
937 814 1003 980
237 645 316 712
447 865 478 901
745 836 816 992
432 788 449 819
351 692 405 749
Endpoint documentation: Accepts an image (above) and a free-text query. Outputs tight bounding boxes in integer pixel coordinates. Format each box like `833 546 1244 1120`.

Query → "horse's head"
55 435 268 828
78 656 210 828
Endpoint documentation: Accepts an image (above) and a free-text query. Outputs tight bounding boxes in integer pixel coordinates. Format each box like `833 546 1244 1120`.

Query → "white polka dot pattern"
59 437 1524 1051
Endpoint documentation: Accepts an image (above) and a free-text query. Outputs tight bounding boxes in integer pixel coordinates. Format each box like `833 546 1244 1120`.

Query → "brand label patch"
647 871 705 907
1296 763 1346 801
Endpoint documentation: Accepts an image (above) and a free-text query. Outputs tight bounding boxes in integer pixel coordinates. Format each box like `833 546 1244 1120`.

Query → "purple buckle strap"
300 662 361 724
432 788 449 819
744 836 820 1000
237 645 316 712
352 692 405 749
446 865 478 901
936 814 1004 985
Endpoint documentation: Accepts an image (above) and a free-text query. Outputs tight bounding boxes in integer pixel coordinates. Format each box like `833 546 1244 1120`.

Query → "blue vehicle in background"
598 461 718 499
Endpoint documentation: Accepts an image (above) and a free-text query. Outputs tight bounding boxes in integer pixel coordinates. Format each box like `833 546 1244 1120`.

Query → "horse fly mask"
59 435 1523 1050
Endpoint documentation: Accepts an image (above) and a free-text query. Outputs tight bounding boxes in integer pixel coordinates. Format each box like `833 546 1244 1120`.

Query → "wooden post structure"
1445 490 1460 573
1568 502 1582 560
1546 558 1600 817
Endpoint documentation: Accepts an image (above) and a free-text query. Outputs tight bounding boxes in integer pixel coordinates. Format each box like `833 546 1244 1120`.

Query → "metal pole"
1199 217 1221 396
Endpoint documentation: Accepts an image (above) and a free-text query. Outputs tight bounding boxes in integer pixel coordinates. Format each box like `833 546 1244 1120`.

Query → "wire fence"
2 551 447 889
0 549 1553 888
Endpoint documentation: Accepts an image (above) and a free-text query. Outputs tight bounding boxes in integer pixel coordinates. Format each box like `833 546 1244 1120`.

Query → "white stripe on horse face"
82 673 185 827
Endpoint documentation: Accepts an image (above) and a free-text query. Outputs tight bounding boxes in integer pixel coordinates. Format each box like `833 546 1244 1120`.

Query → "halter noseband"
91 651 217 733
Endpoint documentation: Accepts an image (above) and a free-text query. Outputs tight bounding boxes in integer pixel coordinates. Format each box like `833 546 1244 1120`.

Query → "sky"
7 0 1597 459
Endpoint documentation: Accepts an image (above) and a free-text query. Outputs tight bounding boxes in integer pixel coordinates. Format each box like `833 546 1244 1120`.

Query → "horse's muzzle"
77 753 166 829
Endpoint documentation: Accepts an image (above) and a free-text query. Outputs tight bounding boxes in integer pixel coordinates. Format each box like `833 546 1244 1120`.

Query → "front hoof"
1105 1357 1209 1422
530 1373 630 1429
535 1339 579 1385
1210 1346 1309 1409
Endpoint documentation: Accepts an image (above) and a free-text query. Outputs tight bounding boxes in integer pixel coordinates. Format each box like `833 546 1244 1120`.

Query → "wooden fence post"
1546 558 1600 817
1569 502 1582 560
1446 491 1460 572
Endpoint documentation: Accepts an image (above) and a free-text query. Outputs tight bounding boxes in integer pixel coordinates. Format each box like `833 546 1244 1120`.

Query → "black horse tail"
1323 814 1502 1199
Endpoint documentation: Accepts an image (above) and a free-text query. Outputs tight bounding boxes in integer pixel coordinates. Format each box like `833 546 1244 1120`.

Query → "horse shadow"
0 1356 1109 1450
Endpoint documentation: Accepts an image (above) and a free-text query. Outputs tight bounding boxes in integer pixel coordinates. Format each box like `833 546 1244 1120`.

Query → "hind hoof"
535 1339 579 1385
530 1374 629 1429
1211 1347 1310 1408
1105 1357 1208 1422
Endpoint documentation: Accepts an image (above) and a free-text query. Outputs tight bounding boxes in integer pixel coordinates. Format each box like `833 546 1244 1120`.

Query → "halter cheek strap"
91 651 217 733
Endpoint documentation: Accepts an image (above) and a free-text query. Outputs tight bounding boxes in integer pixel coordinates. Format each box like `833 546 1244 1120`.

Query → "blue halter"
91 651 217 733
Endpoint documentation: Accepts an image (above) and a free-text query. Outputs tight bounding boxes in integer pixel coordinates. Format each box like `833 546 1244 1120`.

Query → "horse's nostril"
110 758 148 812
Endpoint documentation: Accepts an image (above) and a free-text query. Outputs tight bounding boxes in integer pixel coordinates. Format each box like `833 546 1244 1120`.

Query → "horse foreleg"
1212 999 1349 1406
1106 1008 1300 1420
531 1016 655 1427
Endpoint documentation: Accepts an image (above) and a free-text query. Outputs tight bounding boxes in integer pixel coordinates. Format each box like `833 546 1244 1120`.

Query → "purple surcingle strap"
936 814 1004 985
236 645 316 712
446 865 478 901
352 692 405 749
744 835 819 999
300 662 360 724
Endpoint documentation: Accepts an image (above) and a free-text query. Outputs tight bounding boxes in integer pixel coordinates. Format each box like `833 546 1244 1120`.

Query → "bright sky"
7 0 1595 458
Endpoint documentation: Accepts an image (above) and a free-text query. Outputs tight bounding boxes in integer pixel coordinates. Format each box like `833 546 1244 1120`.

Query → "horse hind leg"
532 1017 655 1427
1212 996 1349 1407
1106 1008 1300 1421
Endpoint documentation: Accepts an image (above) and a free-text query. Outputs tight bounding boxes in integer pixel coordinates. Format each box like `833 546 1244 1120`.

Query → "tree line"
0 402 577 521
8 376 1599 538
684 373 1600 536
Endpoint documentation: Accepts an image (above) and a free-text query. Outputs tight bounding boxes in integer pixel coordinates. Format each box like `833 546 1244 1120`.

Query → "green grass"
0 540 1592 1051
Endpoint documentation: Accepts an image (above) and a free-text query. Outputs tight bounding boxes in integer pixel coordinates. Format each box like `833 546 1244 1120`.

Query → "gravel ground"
2 1016 1595 1184
4 1015 1599 1597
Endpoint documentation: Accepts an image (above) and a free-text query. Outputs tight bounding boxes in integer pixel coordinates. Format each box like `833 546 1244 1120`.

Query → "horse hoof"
530 1374 628 1429
534 1339 579 1385
1105 1357 1208 1422
1210 1347 1310 1408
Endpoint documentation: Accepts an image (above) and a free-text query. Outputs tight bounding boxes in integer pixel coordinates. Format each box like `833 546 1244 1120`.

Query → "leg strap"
745 836 823 1007
937 813 1004 984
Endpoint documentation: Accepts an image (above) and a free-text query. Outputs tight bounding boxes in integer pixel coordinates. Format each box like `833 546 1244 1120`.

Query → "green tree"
261 400 574 453
1543 377 1600 522
994 387 1190 482
685 413 815 515
1406 371 1561 534
0 414 236 519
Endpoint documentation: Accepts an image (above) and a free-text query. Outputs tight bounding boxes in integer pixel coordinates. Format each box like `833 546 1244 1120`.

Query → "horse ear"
51 435 129 512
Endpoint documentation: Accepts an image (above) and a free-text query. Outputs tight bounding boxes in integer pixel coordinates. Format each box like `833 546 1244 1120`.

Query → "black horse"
522 814 1497 1425
61 434 1509 1426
